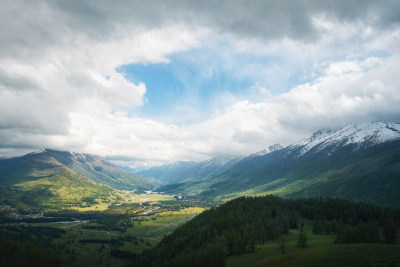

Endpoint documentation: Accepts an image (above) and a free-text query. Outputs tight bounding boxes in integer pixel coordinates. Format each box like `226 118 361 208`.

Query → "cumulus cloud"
52 54 400 168
0 0 400 168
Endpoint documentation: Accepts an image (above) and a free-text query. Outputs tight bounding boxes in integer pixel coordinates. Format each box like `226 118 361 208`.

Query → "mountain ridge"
137 144 286 184
0 149 161 211
288 121 400 157
160 121 400 208
0 149 160 191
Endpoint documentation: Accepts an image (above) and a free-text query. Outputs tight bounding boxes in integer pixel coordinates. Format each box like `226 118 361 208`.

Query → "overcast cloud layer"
1 0 400 168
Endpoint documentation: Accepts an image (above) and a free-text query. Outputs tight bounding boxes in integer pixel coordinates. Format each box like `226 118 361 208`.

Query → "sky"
1 0 400 169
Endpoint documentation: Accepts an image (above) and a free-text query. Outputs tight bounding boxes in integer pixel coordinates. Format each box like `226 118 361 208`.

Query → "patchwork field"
0 192 208 266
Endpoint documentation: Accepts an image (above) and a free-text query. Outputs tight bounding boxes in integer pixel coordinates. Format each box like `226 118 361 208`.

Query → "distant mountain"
136 161 198 184
0 149 161 211
286 121 400 157
138 144 285 184
161 121 400 208
118 165 138 173
169 156 244 184
246 144 286 158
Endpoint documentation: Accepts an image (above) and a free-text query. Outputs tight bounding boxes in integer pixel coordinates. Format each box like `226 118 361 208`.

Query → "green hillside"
259 243 400 267
162 141 400 208
40 149 161 191
0 150 161 212
227 222 400 267
135 195 400 266
0 165 116 212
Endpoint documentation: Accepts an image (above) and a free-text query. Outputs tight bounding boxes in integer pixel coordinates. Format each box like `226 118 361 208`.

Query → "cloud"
182 55 400 156
0 1 201 158
48 55 400 167
3 0 398 56
0 1 400 168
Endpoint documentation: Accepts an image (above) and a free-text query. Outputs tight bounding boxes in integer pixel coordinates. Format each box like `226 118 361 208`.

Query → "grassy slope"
262 244 400 267
0 150 164 212
168 142 400 208
0 166 117 211
227 220 400 267
42 150 162 191
226 220 332 267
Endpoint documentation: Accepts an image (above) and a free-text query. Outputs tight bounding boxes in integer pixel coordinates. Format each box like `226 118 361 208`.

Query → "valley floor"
1 194 400 266
0 193 209 266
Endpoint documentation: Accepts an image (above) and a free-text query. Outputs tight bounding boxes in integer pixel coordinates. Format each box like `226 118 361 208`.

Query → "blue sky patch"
118 50 259 124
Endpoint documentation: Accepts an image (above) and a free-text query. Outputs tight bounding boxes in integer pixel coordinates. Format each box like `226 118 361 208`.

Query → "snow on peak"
201 155 242 169
291 121 400 156
249 144 286 157
37 149 47 154
26 149 47 156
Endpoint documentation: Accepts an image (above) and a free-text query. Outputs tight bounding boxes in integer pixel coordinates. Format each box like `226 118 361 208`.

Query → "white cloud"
1 1 400 169
52 55 399 169
0 14 201 158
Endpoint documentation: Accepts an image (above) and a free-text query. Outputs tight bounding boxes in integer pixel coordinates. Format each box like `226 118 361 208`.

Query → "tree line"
134 195 399 267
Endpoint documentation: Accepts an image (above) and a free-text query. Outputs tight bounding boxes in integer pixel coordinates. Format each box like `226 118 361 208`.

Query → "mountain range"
155 121 400 208
1 121 399 210
136 144 285 184
136 161 198 184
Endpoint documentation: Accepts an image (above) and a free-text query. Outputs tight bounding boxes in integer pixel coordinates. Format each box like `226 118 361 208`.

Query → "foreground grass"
226 220 333 267
261 243 400 267
227 220 400 267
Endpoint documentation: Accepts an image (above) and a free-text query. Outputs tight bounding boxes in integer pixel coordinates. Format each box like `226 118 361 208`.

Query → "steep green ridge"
135 196 400 266
0 149 161 211
0 149 160 191
161 141 400 208
42 149 161 191
0 165 115 212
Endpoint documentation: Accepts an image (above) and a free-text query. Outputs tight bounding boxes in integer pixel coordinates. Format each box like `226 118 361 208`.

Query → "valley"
3 0 400 265
0 193 210 266
0 121 400 266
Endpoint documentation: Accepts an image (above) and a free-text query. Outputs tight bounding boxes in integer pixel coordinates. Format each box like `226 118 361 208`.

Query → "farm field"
0 193 209 266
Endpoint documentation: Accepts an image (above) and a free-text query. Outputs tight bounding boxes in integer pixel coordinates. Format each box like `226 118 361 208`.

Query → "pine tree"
383 219 397 244
297 221 308 248
278 236 286 255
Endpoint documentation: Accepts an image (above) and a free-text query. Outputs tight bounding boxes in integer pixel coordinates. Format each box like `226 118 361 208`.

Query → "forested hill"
135 196 400 267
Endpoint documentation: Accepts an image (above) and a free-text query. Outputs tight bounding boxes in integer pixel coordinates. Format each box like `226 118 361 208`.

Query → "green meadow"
227 220 400 267
0 193 208 266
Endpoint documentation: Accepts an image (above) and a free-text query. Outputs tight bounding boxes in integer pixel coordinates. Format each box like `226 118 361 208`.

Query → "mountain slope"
138 144 285 184
170 156 245 184
40 149 161 191
162 122 400 208
0 149 161 211
136 195 400 266
0 153 114 211
136 161 198 184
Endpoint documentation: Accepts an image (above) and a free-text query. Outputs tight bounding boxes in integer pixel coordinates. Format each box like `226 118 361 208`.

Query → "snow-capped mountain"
199 155 243 168
289 121 400 157
138 145 287 184
162 121 400 208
